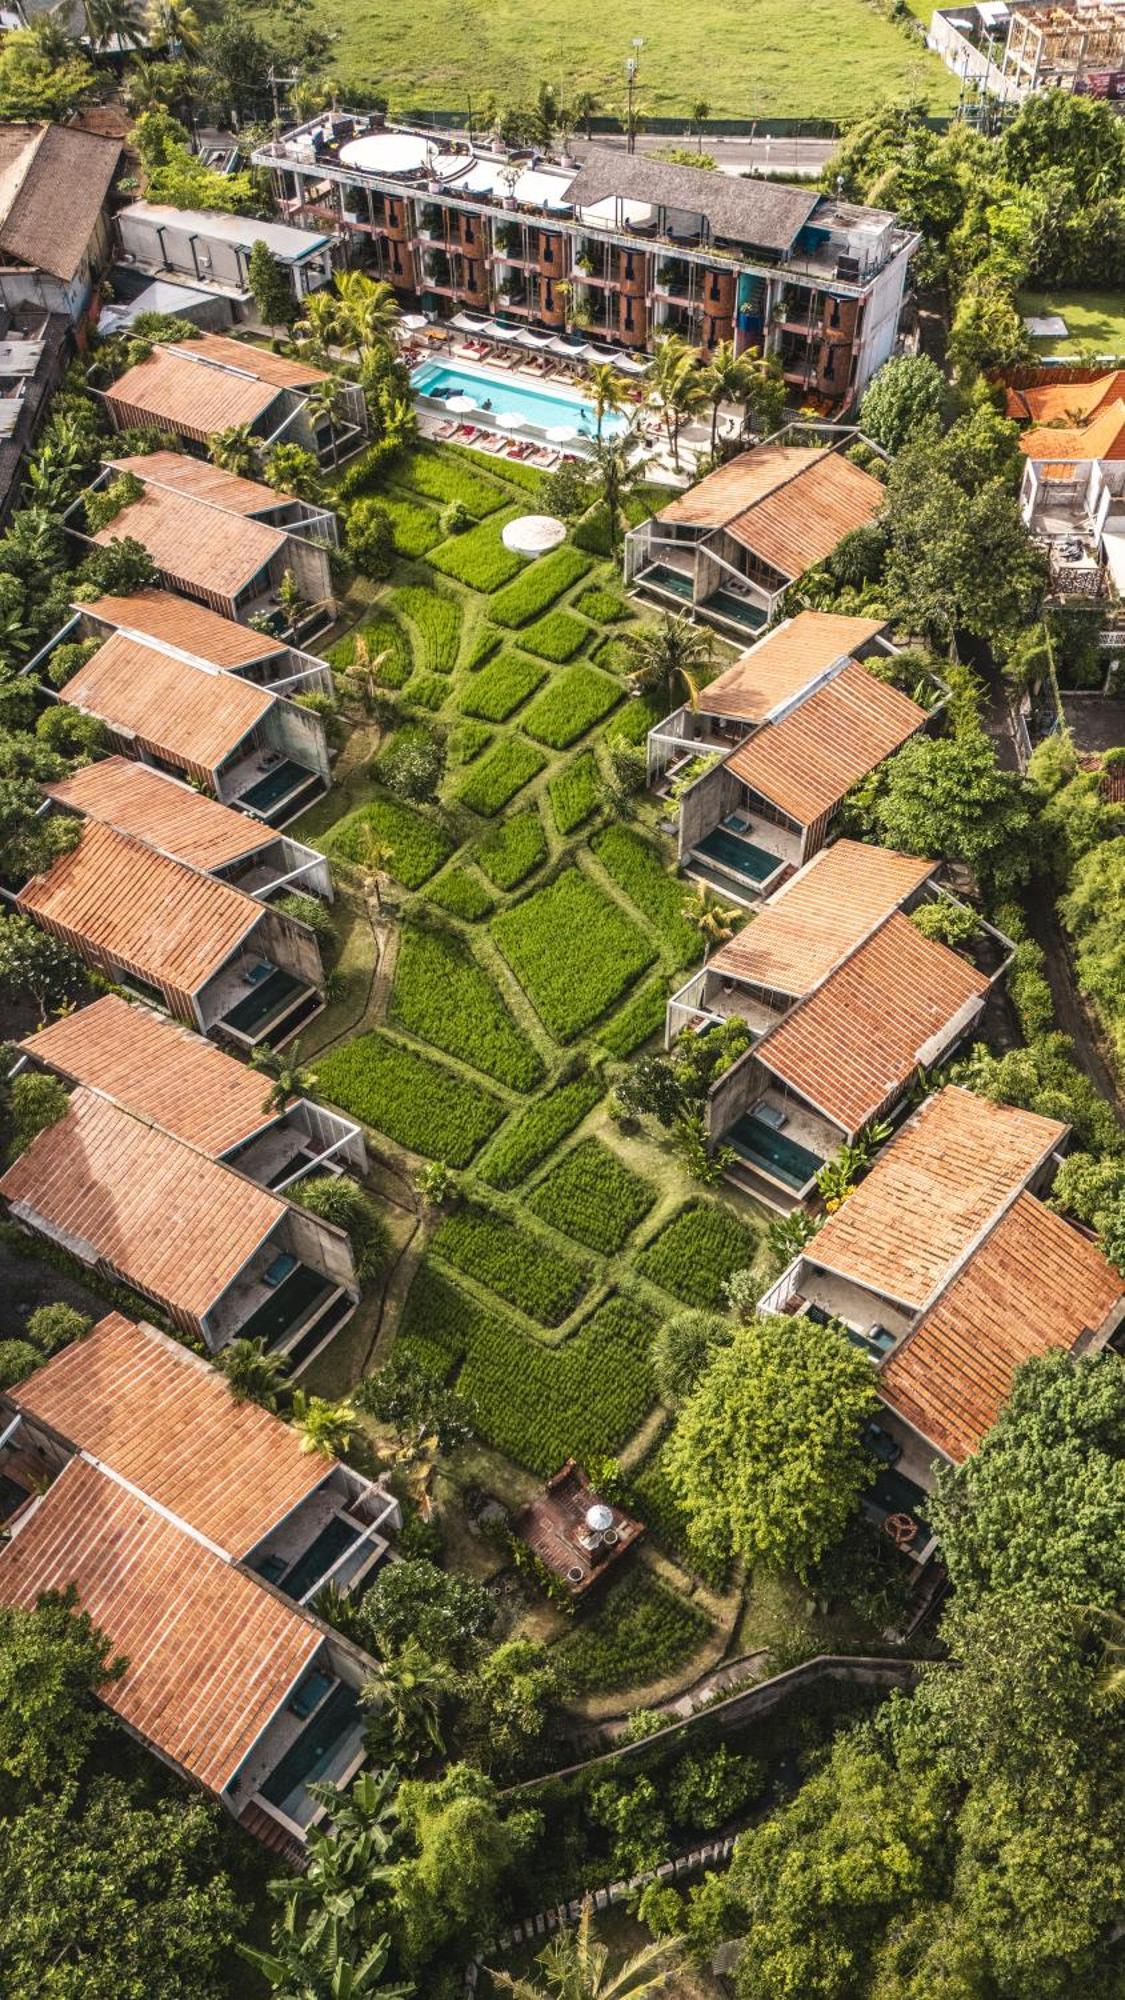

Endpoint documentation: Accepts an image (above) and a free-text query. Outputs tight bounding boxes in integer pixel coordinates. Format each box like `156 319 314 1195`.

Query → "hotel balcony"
219 745 326 827
234 1672 368 1839
204 952 323 1052
222 1098 367 1196
719 1087 840 1209
207 1242 354 1370
667 965 786 1044
244 1468 396 1606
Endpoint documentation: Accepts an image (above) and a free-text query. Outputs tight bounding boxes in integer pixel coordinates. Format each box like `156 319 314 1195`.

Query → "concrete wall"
253 905 324 989
706 1046 767 1139
280 1201 357 1294
285 534 335 610
677 760 742 859
264 697 332 782
119 212 249 293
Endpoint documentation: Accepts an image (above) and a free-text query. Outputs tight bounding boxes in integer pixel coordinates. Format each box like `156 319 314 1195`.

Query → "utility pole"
625 37 643 155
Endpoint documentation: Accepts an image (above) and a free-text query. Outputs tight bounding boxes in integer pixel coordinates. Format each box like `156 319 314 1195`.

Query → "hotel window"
464 219 475 243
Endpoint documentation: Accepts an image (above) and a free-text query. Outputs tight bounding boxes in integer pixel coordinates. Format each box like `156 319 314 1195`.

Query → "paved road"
568 131 838 180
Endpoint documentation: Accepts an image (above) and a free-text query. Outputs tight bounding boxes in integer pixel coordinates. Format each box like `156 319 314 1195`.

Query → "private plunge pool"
411 357 629 439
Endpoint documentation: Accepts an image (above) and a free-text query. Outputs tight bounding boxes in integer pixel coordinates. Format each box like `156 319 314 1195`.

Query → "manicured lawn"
457 737 546 815
387 583 461 671
559 1571 711 1693
490 545 593 627
637 1201 762 1307
429 513 527 591
548 751 601 836
390 926 543 1088
431 1205 590 1326
527 1137 656 1253
458 648 547 722
1018 289 1125 358
491 869 657 1041
316 1032 505 1164
479 1070 604 1189
591 824 701 969
295 0 955 123
324 795 454 888
475 806 548 890
521 664 622 748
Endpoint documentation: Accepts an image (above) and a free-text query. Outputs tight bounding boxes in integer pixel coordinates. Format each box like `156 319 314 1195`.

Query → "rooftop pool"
411 357 628 439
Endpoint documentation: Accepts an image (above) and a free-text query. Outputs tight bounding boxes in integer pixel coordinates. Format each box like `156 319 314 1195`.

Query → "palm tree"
701 337 752 458
647 334 707 469
290 1388 357 1458
341 632 391 715
248 1050 319 1112
332 271 401 366
305 376 345 470
350 822 394 910
294 289 339 364
585 361 625 443
278 567 305 640
685 885 741 944
625 611 713 708
82 0 142 50
588 433 641 553
361 1637 458 1761
216 1337 290 1410
208 424 260 477
489 1898 684 1999
573 90 600 140
144 0 204 55
691 98 710 151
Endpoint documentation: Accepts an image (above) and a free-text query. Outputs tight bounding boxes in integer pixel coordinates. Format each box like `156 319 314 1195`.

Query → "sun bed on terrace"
478 433 506 453
432 420 458 439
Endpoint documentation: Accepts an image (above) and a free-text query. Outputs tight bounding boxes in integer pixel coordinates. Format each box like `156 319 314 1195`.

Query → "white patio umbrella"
493 410 524 428
545 424 577 444
446 394 477 414
400 313 428 330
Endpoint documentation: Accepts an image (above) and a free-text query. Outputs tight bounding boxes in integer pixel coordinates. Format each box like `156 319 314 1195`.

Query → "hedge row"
548 751 601 836
457 737 546 816
597 977 667 1058
637 1201 760 1308
479 1070 603 1189
429 513 526 592
430 1206 589 1327
491 869 656 1041
388 584 461 672
390 926 543 1089
316 1032 504 1165
458 649 547 722
475 807 547 890
396 447 505 518
527 1137 656 1254
591 824 700 969
519 610 590 663
426 866 494 921
326 797 453 889
522 664 621 749
559 1572 711 1693
396 1267 654 1473
489 545 592 626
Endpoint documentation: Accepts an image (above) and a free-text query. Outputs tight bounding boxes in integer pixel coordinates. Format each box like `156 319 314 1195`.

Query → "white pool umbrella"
401 313 428 330
546 424 577 443
446 394 477 414
493 410 524 429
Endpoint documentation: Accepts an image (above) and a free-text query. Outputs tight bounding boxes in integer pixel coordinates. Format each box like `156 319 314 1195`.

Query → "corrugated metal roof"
105 351 281 435
10 1312 329 1557
725 658 925 827
809 1085 1068 1309
725 450 885 579
61 631 272 772
96 483 286 599
0 1455 321 1792
0 1087 282 1318
17 820 259 994
698 611 888 723
107 450 292 518
880 1193 1123 1460
44 758 269 871
656 445 824 528
20 996 282 1157
756 912 989 1132
78 588 283 670
708 841 934 997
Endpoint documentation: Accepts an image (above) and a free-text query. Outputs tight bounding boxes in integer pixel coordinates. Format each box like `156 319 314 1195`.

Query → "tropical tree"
289 1173 392 1280
587 433 640 552
248 239 294 336
362 1637 459 1762
263 443 324 502
349 821 394 910
700 337 752 457
216 1336 290 1410
207 424 259 477
624 611 713 707
240 1904 411 2000
691 99 710 151
650 1307 732 1406
81 0 143 53
573 89 599 139
585 361 625 442
294 288 340 364
144 0 207 57
290 1388 357 1458
858 351 947 454
0 914 86 1017
684 884 741 944
306 375 345 470
490 1898 684 1998
356 1354 475 1461
278 567 305 638
647 334 707 468
0 1589 123 1794
333 271 401 366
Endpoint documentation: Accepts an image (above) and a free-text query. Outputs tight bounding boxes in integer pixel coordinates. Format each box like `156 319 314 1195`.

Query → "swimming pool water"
411 358 628 437
695 826 782 884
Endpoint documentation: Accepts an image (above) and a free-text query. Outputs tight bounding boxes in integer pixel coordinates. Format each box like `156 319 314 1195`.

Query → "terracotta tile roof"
708 841 934 997
1005 370 1125 425
0 1087 283 1319
44 757 269 871
107 450 291 517
187 332 329 390
19 996 281 1157
78 589 283 671
9 1312 329 1556
1101 763 1125 805
656 445 825 527
16 820 259 994
725 658 926 827
61 631 272 772
756 912 989 1133
1018 398 1125 464
725 451 886 579
699 612 889 723
105 351 281 435
0 124 121 282
809 1085 1068 1309
0 1455 320 1792
95 485 287 600
879 1193 1124 1460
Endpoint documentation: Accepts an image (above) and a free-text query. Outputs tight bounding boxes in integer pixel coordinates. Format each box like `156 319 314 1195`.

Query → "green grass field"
280 0 957 120
1019 290 1125 360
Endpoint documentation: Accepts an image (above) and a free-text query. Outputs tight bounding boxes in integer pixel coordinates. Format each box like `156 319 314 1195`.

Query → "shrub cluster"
491 869 657 1041
519 610 590 662
559 1573 710 1693
457 737 546 816
390 926 543 1089
430 1206 590 1327
458 649 547 722
429 513 527 592
387 584 461 672
326 797 454 888
592 825 700 969
597 978 667 1058
522 664 622 749
489 545 592 626
548 751 601 836
479 1070 603 1189
527 1138 656 1253
426 866 494 921
475 807 548 891
316 1032 504 1165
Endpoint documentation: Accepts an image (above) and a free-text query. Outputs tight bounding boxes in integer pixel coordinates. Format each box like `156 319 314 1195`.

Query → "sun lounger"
537 449 561 469
433 420 458 439
478 432 505 452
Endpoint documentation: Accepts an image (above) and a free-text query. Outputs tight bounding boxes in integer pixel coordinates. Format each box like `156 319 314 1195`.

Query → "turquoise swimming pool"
412 358 628 437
